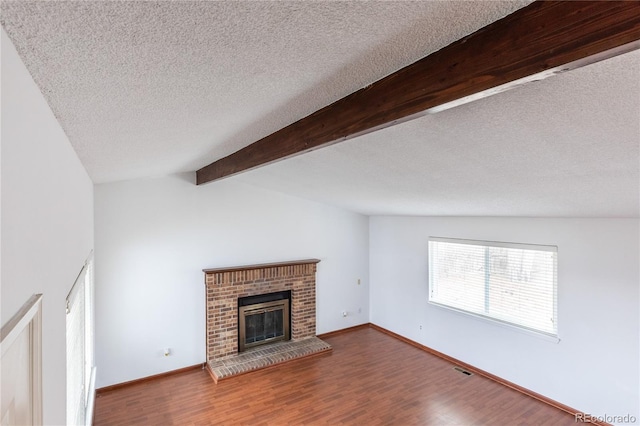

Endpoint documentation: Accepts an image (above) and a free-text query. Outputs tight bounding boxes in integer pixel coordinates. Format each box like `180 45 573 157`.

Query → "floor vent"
453 366 473 376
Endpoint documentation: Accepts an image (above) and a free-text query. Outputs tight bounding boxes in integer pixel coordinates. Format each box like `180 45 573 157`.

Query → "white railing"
1 293 43 425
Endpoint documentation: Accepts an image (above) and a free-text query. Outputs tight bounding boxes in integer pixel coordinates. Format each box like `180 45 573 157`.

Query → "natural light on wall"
428 237 558 338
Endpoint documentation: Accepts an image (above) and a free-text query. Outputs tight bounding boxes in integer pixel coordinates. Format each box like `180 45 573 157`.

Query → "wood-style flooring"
94 326 576 425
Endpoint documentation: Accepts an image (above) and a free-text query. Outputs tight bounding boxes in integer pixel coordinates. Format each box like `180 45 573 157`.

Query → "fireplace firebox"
238 291 291 352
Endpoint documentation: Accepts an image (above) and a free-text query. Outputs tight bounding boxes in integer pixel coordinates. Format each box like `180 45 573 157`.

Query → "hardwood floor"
94 327 576 425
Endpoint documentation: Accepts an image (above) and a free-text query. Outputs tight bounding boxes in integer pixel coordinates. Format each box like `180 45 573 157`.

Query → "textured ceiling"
2 0 639 217
237 50 640 217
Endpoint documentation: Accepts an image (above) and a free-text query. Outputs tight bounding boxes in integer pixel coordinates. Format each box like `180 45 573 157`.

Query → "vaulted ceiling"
2 1 639 217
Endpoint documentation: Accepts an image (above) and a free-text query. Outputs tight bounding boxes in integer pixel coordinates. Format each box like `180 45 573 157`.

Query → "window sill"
428 300 561 344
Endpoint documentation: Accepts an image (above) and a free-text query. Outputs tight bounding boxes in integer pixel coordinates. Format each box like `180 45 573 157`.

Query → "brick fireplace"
204 259 322 367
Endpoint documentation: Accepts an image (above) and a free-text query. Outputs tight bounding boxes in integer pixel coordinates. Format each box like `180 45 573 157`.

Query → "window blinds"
66 256 94 425
428 237 557 337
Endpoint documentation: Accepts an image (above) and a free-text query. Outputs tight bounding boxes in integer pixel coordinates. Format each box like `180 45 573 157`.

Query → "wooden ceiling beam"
196 1 640 185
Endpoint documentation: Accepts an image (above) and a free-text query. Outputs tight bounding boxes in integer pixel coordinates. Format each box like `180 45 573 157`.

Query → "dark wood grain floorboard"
94 327 576 425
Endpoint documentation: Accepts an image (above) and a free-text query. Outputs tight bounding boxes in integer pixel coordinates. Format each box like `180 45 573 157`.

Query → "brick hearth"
204 259 323 367
207 337 331 382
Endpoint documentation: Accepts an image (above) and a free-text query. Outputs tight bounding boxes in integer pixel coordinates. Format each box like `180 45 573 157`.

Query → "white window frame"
428 237 558 340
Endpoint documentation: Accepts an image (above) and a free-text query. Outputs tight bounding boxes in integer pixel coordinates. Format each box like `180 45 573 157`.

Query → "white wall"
370 216 639 423
1 29 94 425
94 173 369 388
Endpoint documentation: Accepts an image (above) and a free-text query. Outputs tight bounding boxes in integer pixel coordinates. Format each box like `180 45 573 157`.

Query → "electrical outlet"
419 325 422 330
342 311 348 317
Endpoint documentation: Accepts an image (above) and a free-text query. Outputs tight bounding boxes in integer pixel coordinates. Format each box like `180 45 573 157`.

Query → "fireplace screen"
238 291 290 352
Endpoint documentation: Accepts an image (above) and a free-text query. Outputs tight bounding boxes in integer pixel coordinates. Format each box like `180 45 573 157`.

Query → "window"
428 237 557 337
66 254 95 425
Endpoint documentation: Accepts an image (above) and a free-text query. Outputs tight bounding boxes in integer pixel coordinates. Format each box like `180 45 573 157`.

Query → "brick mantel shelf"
204 259 320 363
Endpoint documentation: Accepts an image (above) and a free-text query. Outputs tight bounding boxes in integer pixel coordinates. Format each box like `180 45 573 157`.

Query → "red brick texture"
204 260 319 362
